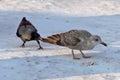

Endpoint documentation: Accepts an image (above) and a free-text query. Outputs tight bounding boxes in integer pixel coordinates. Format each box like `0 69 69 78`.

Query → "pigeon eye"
95 39 98 41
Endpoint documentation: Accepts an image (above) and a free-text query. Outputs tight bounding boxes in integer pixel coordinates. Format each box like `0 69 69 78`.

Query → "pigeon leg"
21 41 26 47
72 49 80 59
36 40 43 49
80 50 91 58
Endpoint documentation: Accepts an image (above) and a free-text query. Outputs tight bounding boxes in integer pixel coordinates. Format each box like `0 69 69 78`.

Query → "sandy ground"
0 0 120 80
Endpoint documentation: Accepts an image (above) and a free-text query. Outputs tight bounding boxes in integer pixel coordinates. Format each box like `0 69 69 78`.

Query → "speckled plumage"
41 30 107 59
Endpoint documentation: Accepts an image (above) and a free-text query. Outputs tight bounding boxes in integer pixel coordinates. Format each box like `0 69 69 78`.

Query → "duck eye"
95 39 98 41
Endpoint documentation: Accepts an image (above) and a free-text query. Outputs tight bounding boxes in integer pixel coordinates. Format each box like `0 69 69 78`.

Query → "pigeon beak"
101 42 107 47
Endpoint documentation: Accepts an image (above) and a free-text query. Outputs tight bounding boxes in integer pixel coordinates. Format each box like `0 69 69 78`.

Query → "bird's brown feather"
41 34 63 45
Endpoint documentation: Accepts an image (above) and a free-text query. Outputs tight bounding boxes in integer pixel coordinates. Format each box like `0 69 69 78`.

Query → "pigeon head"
22 17 27 21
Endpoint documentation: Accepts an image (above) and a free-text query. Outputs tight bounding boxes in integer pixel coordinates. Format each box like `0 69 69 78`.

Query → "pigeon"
16 17 43 49
41 30 107 59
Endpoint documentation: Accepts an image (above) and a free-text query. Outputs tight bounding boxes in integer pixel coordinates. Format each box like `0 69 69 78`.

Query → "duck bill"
101 42 107 47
